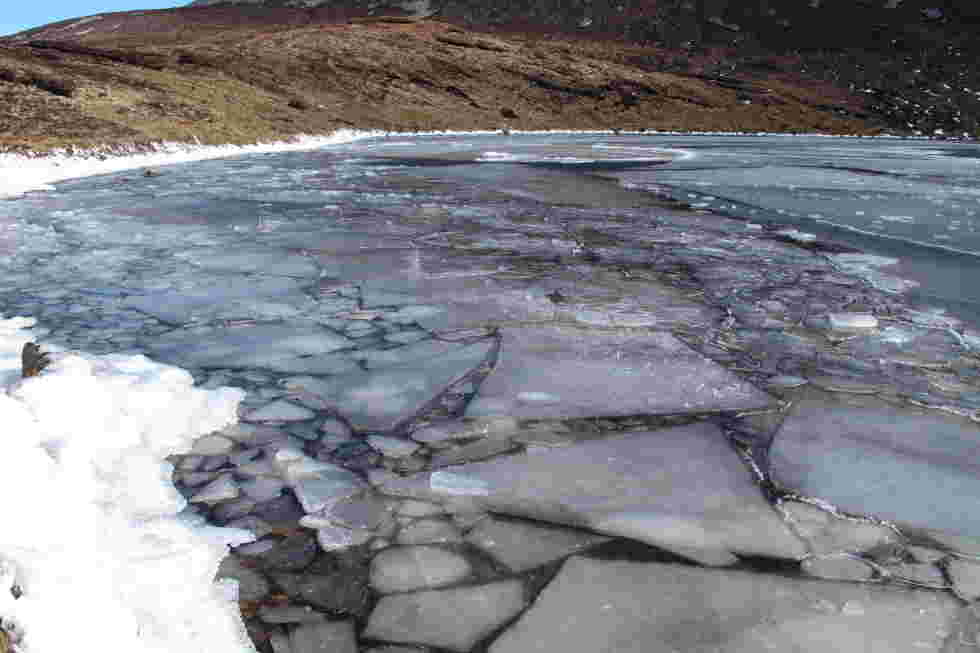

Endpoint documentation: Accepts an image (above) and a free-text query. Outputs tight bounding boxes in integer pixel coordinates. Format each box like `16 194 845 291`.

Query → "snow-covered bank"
0 130 383 199
0 316 254 653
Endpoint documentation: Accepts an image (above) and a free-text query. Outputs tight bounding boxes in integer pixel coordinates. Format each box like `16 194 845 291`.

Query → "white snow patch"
0 315 255 653
0 131 382 199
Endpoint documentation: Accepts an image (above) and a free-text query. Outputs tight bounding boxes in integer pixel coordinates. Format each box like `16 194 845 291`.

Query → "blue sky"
1 2 182 37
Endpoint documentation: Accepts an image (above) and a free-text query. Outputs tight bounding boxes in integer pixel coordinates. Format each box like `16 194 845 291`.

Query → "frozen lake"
2 132 980 653
6 132 978 330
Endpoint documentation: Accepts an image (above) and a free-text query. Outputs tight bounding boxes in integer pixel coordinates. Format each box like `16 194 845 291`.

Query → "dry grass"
0 16 886 152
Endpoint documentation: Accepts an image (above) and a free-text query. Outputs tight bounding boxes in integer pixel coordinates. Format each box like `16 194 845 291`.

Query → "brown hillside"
0 5 973 151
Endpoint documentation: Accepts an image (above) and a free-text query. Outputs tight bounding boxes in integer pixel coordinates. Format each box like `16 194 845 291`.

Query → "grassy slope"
0 11 887 152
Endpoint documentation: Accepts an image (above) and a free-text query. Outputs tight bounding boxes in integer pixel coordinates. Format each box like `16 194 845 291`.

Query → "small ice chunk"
289 621 357 653
466 517 609 572
365 580 526 652
320 417 352 439
241 477 286 501
396 519 462 545
367 435 421 458
316 524 372 550
767 375 808 389
777 229 817 243
220 422 286 446
293 474 365 514
236 458 278 478
328 493 392 529
245 399 316 422
190 473 240 505
780 501 898 555
191 434 236 455
828 313 878 330
397 500 446 517
370 545 472 593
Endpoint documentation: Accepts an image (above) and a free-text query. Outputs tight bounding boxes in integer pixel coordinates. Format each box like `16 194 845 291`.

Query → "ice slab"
490 557 960 653
148 324 354 369
467 327 772 420
290 620 357 653
382 423 805 565
364 579 525 652
244 399 316 422
465 517 610 572
286 339 494 432
359 265 711 332
370 546 472 593
768 396 980 537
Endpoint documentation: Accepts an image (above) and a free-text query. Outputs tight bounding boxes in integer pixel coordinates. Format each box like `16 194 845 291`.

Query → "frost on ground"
0 315 256 653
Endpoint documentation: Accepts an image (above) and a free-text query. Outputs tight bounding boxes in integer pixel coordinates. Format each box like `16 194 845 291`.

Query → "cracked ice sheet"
381 423 805 565
285 339 494 432
124 275 312 324
175 248 318 278
361 266 713 332
768 395 980 537
467 326 772 420
490 557 960 653
146 324 354 369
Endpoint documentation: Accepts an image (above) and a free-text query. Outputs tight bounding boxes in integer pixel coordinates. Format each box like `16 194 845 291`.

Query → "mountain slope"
0 3 975 151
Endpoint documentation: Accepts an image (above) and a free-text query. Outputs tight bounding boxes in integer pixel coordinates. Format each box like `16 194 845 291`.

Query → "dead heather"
0 16 885 153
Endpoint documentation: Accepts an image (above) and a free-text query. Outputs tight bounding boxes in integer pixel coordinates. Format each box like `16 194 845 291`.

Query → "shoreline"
1 127 964 200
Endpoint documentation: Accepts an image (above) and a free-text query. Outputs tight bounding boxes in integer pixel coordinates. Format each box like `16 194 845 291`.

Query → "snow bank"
0 315 255 653
0 130 382 199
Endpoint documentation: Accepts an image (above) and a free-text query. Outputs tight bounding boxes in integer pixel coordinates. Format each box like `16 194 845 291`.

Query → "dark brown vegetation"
0 2 975 152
